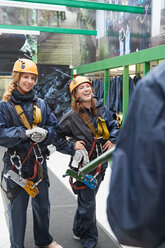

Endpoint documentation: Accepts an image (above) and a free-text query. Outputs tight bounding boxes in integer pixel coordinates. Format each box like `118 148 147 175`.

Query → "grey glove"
26 127 48 143
72 149 89 168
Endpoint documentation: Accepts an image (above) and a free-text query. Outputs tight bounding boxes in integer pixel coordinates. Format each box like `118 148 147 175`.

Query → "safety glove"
26 127 48 143
72 149 89 168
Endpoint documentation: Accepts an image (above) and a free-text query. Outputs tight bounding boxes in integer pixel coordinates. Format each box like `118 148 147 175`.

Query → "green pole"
71 69 73 80
8 0 147 14
104 69 109 105
136 64 141 75
143 62 150 76
123 65 129 124
70 69 73 103
0 24 97 36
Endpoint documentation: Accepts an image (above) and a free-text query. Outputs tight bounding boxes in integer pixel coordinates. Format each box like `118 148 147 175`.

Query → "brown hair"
71 88 96 118
3 72 20 102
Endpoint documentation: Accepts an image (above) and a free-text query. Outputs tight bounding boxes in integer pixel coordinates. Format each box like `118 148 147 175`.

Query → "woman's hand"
75 140 86 150
102 140 114 151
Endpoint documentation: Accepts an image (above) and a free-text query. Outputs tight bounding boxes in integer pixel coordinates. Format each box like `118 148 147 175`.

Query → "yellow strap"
96 117 110 140
82 114 110 140
32 105 42 128
14 105 31 130
14 104 42 129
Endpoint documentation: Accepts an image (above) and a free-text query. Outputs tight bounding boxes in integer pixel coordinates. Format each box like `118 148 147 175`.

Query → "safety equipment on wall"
26 127 48 143
70 76 92 94
72 150 89 168
13 58 38 75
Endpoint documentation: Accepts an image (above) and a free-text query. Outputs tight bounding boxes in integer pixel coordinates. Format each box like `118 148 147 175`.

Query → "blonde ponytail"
3 72 20 102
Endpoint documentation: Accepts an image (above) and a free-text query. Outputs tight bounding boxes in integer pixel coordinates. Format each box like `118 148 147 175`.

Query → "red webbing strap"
22 143 35 165
28 160 40 181
88 137 97 158
89 137 102 174
69 177 87 190
11 143 39 181
11 143 34 170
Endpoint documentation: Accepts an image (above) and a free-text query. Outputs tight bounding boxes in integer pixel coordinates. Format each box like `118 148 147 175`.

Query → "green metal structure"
72 44 165 123
8 0 148 14
0 24 97 36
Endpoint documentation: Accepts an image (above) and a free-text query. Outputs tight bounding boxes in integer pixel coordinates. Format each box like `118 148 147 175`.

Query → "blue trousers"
8 178 53 248
73 173 102 248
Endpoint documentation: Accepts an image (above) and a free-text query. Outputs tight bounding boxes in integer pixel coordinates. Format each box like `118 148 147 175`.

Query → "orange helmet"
70 76 92 94
13 59 38 75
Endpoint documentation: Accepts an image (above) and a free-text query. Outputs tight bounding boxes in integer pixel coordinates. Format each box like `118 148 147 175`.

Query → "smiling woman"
3 58 38 101
0 58 63 248
17 73 37 95
75 82 93 104
56 75 120 248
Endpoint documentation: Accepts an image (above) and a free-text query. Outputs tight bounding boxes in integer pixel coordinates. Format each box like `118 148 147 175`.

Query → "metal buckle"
10 152 22 170
33 144 44 164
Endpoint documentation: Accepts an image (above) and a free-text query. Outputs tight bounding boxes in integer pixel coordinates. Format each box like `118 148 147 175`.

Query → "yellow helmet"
13 59 38 75
70 76 92 94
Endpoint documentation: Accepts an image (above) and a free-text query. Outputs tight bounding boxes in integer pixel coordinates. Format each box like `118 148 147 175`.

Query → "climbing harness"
1 102 43 198
69 110 110 192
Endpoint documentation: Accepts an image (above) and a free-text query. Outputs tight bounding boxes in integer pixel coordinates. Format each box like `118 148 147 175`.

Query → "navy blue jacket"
107 61 165 248
0 90 58 172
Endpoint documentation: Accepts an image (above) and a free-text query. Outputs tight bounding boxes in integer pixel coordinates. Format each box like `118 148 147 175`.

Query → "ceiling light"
0 0 66 11
0 28 40 35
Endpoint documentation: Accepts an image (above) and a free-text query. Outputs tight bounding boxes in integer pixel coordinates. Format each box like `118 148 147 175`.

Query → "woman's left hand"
102 140 114 151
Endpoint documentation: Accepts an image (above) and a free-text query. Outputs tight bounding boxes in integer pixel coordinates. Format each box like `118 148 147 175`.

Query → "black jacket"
56 99 120 164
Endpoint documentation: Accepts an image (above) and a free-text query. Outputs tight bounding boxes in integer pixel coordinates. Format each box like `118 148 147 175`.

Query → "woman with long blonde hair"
0 59 62 248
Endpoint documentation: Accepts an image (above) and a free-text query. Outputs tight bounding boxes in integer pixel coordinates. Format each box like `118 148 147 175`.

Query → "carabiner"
10 152 22 170
33 144 44 164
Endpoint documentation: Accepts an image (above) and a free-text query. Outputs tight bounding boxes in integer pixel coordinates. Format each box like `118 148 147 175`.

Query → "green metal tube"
0 24 97 36
123 65 129 124
74 45 165 75
8 0 146 14
104 69 109 105
79 146 115 175
143 62 150 76
136 64 142 75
